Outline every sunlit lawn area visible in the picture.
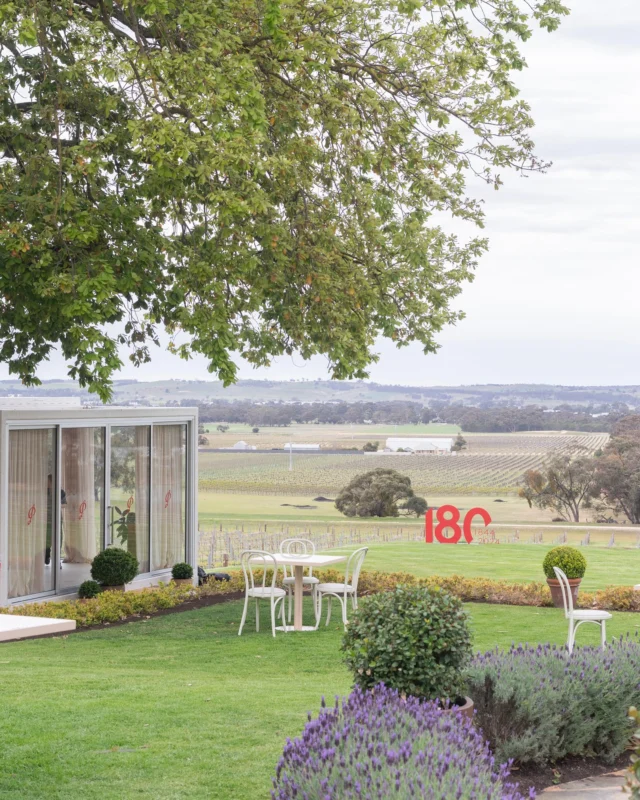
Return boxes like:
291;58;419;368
2;596;640;800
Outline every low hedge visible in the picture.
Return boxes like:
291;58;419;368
2;568;639;629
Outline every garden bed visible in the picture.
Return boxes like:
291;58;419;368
514;752;628;795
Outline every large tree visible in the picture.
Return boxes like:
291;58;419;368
335;468;424;518
519;454;599;523
592;416;640;524
0;0;567;399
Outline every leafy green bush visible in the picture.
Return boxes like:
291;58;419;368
542;546;587;579
91;547;139;586
171;562;193;580
342;585;472;701
466;640;640;765
78;580;102;599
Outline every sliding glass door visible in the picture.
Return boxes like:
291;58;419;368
58;427;105;593
151;425;187;571
7;429;56;599
108;427;150;573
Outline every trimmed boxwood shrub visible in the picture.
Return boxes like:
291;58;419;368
342;585;472;701
91;547;139;587
171;562;193;580
542;546;587;579
78;580;102;599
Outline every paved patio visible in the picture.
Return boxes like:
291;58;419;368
541;769;626;798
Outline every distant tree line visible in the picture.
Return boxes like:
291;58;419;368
194;399;626;433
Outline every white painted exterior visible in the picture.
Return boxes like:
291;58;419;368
0;406;198;606
385;437;453;453
0;397;82;409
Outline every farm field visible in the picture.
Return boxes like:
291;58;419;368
2;597;640;800
198;431;609;497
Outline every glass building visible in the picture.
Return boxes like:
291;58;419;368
0;405;197;605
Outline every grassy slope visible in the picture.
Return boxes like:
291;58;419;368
2;598;640;800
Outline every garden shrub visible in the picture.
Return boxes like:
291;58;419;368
342;585;472;701
91;547;139;586
271;684;528;800
171;562;193;580
466;638;640;765
542;546;587;579
626;707;640;798
78;580;101;599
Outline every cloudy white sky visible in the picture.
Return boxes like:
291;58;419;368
3;0;639;387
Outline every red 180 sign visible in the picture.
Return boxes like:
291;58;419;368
425;505;492;544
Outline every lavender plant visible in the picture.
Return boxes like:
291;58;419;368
466;637;640;765
271;684;530;800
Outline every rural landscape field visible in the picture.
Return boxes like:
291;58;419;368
196;425;621;547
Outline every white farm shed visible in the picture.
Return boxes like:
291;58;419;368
386;437;453;453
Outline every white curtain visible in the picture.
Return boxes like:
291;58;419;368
62;428;98;564
151;425;185;570
8;429;52;598
133;427;150;571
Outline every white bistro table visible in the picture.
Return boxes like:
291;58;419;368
270;553;346;632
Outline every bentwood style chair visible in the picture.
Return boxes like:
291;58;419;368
554;567;611;654
315;547;368;630
238;550;287;638
280;538;319;623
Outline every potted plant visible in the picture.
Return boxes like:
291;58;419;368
91;547;139;591
171;562;194;586
78;580;102;601
543;546;587;608
341;585;474;717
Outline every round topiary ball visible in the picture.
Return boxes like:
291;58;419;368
542;546;587;579
78;579;102;599
341;585;472;702
171;562;193;580
91;547;139;587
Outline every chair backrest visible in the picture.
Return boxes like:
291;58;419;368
553;566;573;616
345;547;368;592
280;538;316;578
240;550;279;594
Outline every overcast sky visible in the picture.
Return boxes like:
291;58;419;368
3;0;639;387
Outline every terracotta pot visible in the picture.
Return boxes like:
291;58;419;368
547;577;581;608
172;578;193;587
441;696;474;720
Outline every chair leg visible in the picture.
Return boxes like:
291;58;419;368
238;593;249;636
281;597;287;631
314;593;322;629
326;596;332;626
601;620;606;650
255;599;260;633
567;620;574;655
340;595;348;628
270;598;276;638
287;586;293;624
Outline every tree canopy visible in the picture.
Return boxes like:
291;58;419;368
519;454;599;523
0;0;567;399
335;467;426;517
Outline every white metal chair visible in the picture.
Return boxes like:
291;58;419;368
280;537;319;623
315;547;368;630
238;550;287;637
554;567;611;654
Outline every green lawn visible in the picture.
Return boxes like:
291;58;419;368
2;597;640;800
327;541;640;591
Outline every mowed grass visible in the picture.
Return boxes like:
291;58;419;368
327;542;640;591
2;597;640;800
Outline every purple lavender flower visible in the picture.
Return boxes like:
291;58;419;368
271;684;529;799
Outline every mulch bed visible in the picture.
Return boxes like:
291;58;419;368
510;751;629;795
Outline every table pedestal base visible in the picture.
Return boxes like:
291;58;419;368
275;625;317;633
